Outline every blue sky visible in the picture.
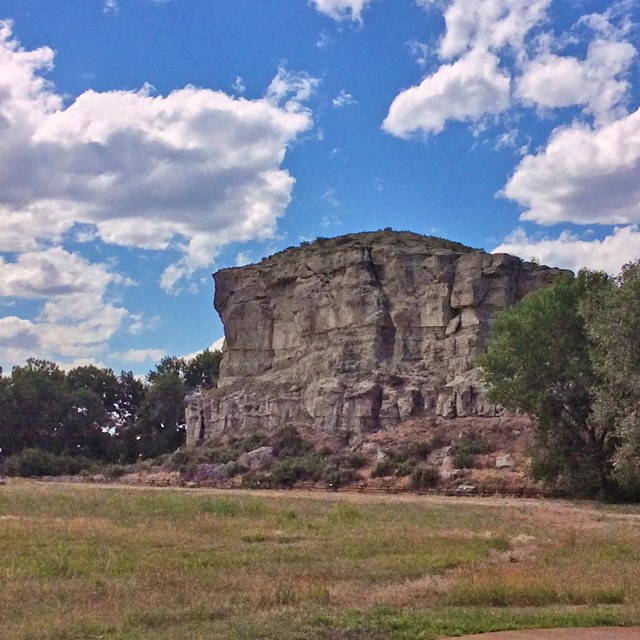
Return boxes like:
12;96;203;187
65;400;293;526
0;0;639;375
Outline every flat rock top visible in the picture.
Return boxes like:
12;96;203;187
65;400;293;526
442;628;640;639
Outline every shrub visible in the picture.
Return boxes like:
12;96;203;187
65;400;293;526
104;464;128;479
453;433;493;469
3;449;94;477
241;471;272;489
321;464;354;490
271;455;322;487
372;459;395;478
343;452;368;470
272;426;313;458
395;461;415;477
410;465;440;490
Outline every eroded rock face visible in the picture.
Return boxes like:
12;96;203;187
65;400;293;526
186;231;566;445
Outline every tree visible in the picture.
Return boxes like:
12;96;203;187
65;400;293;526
580;262;640;497
480;273;615;497
0;372;18;457
183;349;222;390
134;371;187;459
146;356;185;384
9;359;70;454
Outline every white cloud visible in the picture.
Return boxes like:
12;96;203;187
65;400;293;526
386;0;550;137
113;348;166;363
211;336;225;352
435;0;550;59
517;39;636;124
383;49;510;137
182;337;225;362
0;247;127;300
232;76;246;95
0;248;129;365
407;40;433;68
103;0;118;13
0;24;315;294
494;226;640;275
310;0;373;22
503;108;640;225
235;251;253;267
332;90;358;108
321;187;340;207
317;31;332;48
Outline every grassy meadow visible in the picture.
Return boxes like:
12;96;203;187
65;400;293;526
1;481;640;639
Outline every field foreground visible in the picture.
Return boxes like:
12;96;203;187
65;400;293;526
1;482;640;640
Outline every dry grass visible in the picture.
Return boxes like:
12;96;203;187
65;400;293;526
0;481;639;639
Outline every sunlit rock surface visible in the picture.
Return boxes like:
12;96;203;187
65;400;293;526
186;231;566;445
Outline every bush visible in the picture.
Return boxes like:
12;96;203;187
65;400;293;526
453;433;493;469
3;449;94;477
272;426;313;458
104;464;128;479
395;461;415;477
271;455;322;487
241;471;272;489
372;459;395;478
410;465;440;490
343;452;368;470
321;464;355;490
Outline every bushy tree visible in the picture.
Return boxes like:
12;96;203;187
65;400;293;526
183;349;222;390
480;274;613;497
9;359;70;454
581;263;640;497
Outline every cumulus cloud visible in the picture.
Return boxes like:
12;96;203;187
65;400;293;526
494;226;640;275
503;108;640;225
385;0;549;137
517;39;636;124
0;23;315;294
112;349;166;364
310;0;373;22
435;0;551;59
0;247;128;300
0;247;129;365
383;49;510;137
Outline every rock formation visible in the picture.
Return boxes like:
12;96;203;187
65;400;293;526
186;231;566;446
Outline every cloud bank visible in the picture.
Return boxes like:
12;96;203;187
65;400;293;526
0;21;315;366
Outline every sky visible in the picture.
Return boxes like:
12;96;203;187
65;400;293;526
0;0;639;376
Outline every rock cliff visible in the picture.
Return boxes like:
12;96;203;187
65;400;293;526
186;231;566;446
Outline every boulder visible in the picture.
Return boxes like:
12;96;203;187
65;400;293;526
238;446;275;471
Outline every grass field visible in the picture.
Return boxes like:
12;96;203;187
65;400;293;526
1;481;640;639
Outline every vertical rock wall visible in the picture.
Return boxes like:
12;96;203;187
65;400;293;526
186;231;566;445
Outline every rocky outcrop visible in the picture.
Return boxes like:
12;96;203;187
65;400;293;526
186;231;567;446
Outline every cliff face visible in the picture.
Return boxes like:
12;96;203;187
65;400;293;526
186;231;566;445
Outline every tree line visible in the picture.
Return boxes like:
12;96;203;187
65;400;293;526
481;262;640;500
0;350;221;466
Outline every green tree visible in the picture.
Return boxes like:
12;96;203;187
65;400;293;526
134;371;187;459
0;371;18;457
9;359;69;454
183;349;222;390
146;356;185;383
580;262;640;497
480;273;614;497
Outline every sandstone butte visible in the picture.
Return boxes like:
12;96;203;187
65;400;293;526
185;230;567;447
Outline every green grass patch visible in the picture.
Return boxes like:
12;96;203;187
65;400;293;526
0;481;639;639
